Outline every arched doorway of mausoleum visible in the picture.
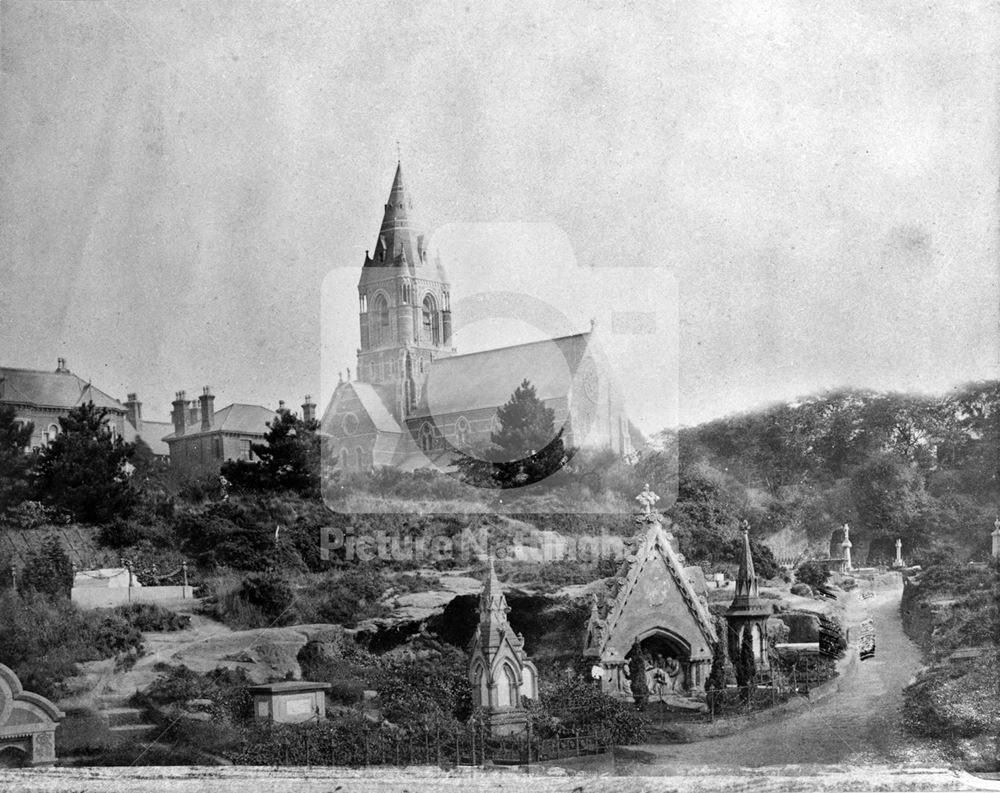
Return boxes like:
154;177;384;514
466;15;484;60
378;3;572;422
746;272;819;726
625;628;695;698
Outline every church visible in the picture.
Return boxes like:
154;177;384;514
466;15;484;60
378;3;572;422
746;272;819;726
321;161;636;473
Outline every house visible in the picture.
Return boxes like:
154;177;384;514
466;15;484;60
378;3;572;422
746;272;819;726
0;359;167;457
161;387;295;474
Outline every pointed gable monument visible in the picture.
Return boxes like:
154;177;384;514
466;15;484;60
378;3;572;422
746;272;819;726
584;486;717;698
467;559;539;735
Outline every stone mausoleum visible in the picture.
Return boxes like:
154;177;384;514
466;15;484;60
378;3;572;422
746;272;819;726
583;487;718;699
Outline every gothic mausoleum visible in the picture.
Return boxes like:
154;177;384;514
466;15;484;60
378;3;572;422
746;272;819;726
0;663;63;767
467;559;539;736
583;492;717;699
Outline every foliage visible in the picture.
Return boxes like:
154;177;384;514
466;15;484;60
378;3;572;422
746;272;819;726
794;560;831;589
0;500;69;530
705;638;729;695
455;380;574;489
221;408;320;497
113;602;190;632
136;664;254;724
370;644;472;726
0;590;143;697
734;626;757;699
626;639;649;710
298;567;390;627
18;535;74;598
31;402;137;523
530;673;648;744
0;404;33;512
902;649;1000;739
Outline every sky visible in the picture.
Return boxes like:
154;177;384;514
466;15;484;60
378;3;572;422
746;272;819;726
1;1;997;433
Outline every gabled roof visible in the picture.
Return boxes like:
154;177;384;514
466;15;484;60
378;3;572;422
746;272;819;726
0;367;124;412
351;382;402;433
411;331;592;419
585;516;717;661
162;404;277;441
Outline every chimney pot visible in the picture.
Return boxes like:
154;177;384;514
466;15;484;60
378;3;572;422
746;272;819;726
199;387;215;432
56;357;67;373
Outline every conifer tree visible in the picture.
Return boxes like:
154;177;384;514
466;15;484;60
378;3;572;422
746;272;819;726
32;402;136;523
0;404;33;512
735;626;757;702
455;379;573;488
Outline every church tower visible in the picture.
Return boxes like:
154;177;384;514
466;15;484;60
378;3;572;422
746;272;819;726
725;522;771;674
467;559;538;736
356;161;453;422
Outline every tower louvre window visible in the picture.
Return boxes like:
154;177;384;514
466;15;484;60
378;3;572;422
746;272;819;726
422;294;440;344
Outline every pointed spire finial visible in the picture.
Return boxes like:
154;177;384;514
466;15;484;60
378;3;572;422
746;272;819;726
396;139;401;163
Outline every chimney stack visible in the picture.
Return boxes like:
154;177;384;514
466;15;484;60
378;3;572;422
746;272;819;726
171;391;187;437
55;358;68;373
199;386;215;432
278;400;286;413
302;396;316;424
124;393;142;432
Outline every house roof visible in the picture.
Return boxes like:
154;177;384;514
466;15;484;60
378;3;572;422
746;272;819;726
0;367;124;412
124;420;172;457
162;403;277;441
411;331;592;419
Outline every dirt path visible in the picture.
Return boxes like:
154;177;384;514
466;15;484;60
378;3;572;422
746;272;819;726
617;578;946;769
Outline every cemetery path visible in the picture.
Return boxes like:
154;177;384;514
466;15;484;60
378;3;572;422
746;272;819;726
622;578;948;769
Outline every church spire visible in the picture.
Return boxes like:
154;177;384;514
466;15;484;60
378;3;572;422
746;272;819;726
478;556;511;649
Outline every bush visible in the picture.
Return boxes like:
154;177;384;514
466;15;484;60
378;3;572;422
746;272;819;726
0;590;144;698
530;673;647;744
18;536;74;599
112;602;190;632
98;517;146;549
794;561;830;589
136;665;254;724
903;650;1000;739
1;500;68;530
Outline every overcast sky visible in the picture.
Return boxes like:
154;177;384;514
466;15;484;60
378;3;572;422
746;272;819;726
1;1;996;432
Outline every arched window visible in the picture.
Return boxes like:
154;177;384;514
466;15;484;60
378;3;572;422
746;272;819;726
472;662;488;708
44;423;59;445
340;447;348;471
502;664;519;708
419;422;434;452
455;416;471;448
355;446;365;470
422;294;439;344
372;293;389;345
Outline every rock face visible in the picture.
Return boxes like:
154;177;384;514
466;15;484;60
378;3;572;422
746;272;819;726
169;625;348;683
777;611;821;643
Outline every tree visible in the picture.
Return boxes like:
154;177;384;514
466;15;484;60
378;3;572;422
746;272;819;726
32;402;136;523
0;404;33;513
18;536;74;598
734;626;757;702
794;560;831;589
850;452;927;542
221;408;320;497
627;639;649;712
455;380;573;489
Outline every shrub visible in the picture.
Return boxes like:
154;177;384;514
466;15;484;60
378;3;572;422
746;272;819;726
113;603;190;632
137;665;254;724
98;517;146;549
794;561;831;589
903;650;1000;739
530;673;647;744
18;536;74;599
0;590;144;698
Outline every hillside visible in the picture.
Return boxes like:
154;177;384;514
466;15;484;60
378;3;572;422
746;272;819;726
666;381;998;563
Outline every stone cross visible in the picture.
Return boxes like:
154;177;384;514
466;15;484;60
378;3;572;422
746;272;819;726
636;483;659;516
894;538;903;567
